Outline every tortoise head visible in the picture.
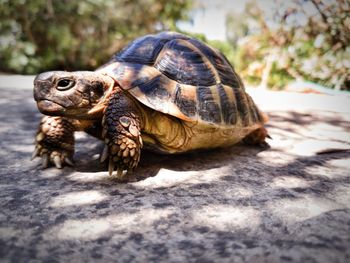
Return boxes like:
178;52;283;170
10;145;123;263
34;71;114;118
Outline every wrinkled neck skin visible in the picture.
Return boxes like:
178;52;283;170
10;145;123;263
67;74;116;134
86;75;116;119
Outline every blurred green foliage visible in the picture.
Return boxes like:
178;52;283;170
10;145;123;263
225;0;350;90
1;0;348;91
0;0;192;74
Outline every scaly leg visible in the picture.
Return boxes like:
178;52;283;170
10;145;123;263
101;88;143;178
32;116;75;168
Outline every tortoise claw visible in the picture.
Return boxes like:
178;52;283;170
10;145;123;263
108;157;115;176
31;147;40;160
53;155;62;169
32;141;74;169
42;153;49;169
117;167;123;178
100;144;109;163
64;157;75;166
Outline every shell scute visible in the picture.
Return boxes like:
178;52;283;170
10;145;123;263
217;84;237;125
138;75;171;104
197;86;222;123
174;84;197;118
154;39;217;86
188;38;240;88
233;89;250;126
115;36;167;65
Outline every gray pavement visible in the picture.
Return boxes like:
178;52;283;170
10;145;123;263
0;75;349;262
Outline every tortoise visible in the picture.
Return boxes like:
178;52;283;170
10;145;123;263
32;31;269;178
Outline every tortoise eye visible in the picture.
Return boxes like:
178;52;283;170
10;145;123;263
57;78;75;91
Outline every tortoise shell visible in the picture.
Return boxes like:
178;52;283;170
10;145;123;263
97;31;263;126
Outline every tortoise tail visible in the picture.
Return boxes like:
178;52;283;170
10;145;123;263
259;111;269;124
243;126;270;147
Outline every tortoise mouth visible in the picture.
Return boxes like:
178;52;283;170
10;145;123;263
36;99;66;115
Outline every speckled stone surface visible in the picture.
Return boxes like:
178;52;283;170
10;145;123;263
0;77;349;262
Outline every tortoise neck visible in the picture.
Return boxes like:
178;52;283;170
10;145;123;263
87;77;117;117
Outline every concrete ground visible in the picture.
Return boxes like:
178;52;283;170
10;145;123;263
0;75;349;262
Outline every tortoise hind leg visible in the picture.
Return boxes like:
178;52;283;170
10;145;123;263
243;126;270;147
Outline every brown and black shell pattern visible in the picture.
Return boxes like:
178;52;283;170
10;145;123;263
97;31;264;127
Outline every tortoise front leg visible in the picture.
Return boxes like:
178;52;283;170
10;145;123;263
101;88;143;178
32;116;75;168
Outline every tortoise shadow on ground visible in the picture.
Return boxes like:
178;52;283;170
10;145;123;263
136;144;269;181
72;135;270;182
265;111;350;142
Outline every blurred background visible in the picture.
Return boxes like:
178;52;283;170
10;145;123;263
0;0;349;90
